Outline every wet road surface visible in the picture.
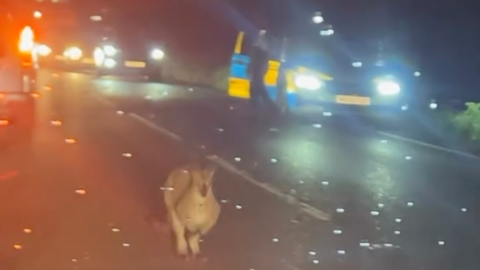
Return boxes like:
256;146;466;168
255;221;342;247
1;70;479;270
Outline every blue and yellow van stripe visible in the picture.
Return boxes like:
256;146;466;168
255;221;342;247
228;31;282;99
228;31;333;109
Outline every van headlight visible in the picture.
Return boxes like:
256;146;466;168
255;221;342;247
36;44;52;56
103;45;117;56
94;47;105;66
375;79;401;95
64;47;82;60
151;48;164;60
104;58;116;68
294;74;323;90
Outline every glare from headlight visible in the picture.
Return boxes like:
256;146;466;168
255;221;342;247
36;44;51;56
320;29;334;36
104;58;116;68
294;74;322;90
64;47;82;60
376;80;400;95
94;48;105;66
151;48;164;60
103;45;117;56
90;15;102;21
33;11;42;19
312;12;324;24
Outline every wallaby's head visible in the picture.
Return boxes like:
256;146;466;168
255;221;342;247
191;163;217;198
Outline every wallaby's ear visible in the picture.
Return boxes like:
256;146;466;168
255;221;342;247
203;163;217;180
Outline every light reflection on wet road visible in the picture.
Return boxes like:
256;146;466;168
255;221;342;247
1;70;479;270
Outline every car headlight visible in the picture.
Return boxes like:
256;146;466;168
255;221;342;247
294;74;322;90
375;79;401;95
36;44;51;56
104;58;116;68
151;48;164;60
103;45;117;56
64;47;82;60
94;47;105;66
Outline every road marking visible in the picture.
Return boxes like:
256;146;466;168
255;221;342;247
90;89;182;142
91;93;115;107
129;114;331;221
129;113;183;142
378;131;479;159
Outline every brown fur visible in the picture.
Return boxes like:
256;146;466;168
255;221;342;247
163;163;220;257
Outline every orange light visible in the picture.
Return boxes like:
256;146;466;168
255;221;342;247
0;120;9;126
75;189;86;195
19;26;35;53
0;93;4;99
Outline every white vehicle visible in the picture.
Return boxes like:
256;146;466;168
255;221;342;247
0;46;29;94
0;15;37;127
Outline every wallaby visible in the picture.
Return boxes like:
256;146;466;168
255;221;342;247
163;162;220;259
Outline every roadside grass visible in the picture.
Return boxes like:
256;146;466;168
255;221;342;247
451;102;480;149
421;101;480;154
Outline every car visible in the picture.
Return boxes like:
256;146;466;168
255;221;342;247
93;36;166;81
34;26;98;71
38;41;96;71
285;61;417;116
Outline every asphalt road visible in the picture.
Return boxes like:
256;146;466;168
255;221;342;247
1;70;479;270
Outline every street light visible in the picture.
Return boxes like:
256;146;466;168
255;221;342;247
90;15;102;21
352;61;362;68
33;11;42;19
312;12;324;24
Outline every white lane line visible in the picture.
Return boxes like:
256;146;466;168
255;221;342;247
377;131;479;159
90;91;182;142
208;155;330;220
91;93;115;108
129;113;183;142
128;114;331;221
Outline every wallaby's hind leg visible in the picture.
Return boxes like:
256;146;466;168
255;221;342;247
170;212;188;256
188;232;201;257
